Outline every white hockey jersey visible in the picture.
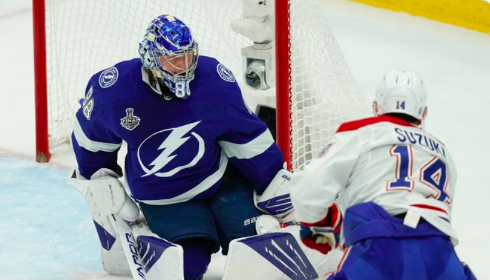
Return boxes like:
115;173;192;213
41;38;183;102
290;115;458;243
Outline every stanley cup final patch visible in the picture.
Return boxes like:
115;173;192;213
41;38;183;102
99;67;119;88
121;108;141;131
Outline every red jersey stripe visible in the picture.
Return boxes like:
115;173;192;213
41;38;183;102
336;115;415;133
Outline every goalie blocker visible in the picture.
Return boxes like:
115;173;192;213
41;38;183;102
254;169;295;219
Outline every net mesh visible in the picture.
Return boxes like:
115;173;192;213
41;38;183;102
45;0;249;147
289;0;371;170
44;0;370;170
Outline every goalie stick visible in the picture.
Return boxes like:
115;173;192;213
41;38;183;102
114;215;147;280
113;201;185;280
68;169;183;279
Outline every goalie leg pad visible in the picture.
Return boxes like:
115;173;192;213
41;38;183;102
101;225;131;276
67;168;139;246
125;218;186;280
223;231;318;280
223;226;343;280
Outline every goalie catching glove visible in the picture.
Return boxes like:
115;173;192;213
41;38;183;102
299;202;343;254
254;169;294;219
67;168;140;249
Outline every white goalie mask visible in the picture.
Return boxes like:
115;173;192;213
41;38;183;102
373;70;428;123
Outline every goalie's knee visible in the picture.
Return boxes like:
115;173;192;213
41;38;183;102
177;238;213;280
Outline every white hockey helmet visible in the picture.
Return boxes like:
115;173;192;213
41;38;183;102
373;70;428;122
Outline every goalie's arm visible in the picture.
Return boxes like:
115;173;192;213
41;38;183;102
72;81;123;178
217;86;283;195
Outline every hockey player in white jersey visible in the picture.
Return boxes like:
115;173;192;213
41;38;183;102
290;70;477;279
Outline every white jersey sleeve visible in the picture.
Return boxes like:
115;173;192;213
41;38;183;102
290;116;458;242
290;128;362;225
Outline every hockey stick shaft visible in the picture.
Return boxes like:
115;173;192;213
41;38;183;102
114;215;147;280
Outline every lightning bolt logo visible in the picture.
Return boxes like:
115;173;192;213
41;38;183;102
137;121;204;178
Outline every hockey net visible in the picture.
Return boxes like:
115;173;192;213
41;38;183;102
37;0;370;170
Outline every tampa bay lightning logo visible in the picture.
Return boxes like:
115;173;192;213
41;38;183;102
217;64;235;82
99;67;119;88
137;121;204;177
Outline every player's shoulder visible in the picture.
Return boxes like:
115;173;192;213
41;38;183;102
336;115;416;133
196;56;238;85
81;58;142;121
193;56;242;100
88;58;142;98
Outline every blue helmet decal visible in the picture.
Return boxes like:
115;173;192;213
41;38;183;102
148;16;194;53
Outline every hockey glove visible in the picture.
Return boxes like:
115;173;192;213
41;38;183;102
255;169;294;219
299;202;342;254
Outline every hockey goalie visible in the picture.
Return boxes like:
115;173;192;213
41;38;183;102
66;8;340;280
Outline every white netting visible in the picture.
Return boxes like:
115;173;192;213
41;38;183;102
44;0;370;170
45;0;249;148
289;0;371;170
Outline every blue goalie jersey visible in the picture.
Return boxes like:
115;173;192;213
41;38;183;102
72;56;283;205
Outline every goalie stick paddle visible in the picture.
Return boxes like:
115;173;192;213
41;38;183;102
115;215;147;280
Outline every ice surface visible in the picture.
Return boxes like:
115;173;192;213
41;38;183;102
0;0;489;278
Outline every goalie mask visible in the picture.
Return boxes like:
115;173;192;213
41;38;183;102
139;15;199;99
373;70;428;123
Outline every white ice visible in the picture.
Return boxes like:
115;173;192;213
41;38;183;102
0;0;489;279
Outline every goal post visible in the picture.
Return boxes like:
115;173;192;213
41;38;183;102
32;0;370;170
32;0;51;163
282;0;372;171
275;0;293;171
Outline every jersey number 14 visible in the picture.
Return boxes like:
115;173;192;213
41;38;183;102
387;145;451;203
